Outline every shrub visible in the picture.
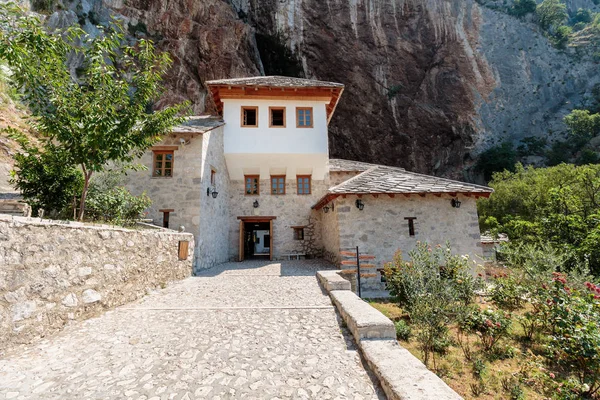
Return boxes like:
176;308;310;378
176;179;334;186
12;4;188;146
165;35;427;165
86;186;151;226
490;272;528;311
384;242;480;367
511;0;537;17
394;320;412;341
460;308;512;353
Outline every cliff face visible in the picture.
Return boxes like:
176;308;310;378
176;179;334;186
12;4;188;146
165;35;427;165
42;0;600;179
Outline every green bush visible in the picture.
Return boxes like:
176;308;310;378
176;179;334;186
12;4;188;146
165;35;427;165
511;0;537;17
394;320;412;341
476;142;517;181
490;272;527;311
460;308;512;353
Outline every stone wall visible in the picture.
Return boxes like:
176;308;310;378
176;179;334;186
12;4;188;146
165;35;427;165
335;194;483;266
196;127;231;271
321;203;341;264
123;131;205;235
0;215;194;353
228;179;327;260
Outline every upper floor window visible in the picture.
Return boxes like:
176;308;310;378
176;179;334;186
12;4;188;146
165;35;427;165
297;175;311;195
245;175;260;195
271;175;286;195
153;151;174;177
241;106;258;127
296;107;313;128
269;107;286;128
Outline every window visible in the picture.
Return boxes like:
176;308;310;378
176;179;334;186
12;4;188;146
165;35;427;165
293;227;305;240
296;107;313;128
269;107;286;127
297;175;311;195
210;169;216;185
241;106;258;127
271;175;286;195
405;217;417;237
160;209;174;228
153;151;174;177
244;175;260;195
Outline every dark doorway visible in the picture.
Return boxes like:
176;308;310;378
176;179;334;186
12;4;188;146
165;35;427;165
244;221;271;259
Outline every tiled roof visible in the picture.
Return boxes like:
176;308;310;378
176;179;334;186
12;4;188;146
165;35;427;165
171;116;225;134
205;76;344;89
328;165;493;195
328;159;386;172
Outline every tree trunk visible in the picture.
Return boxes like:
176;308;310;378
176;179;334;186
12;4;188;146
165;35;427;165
77;166;93;221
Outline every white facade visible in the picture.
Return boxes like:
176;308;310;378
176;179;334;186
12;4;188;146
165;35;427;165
222;99;330;180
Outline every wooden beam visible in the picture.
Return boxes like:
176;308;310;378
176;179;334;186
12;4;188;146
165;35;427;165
387;194;395;198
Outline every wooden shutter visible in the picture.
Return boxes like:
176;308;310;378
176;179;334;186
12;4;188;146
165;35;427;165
238;220;245;262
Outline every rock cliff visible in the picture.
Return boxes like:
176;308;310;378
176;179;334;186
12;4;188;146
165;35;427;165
32;0;600;179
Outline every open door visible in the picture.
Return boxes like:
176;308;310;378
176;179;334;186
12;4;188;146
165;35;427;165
269;219;274;261
238;220;245;262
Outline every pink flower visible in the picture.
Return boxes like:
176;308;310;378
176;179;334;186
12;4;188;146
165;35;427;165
485;319;493;327
495;322;501;328
549;373;555;379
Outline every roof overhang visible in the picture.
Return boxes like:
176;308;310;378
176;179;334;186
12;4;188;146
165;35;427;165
312;191;491;210
207;84;344;125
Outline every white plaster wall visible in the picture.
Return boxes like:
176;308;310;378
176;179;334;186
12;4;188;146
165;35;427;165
222;99;329;180
334;194;484;267
227;178;327;260
196;126;231;271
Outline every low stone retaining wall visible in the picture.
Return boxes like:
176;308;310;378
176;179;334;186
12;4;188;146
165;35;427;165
0;215;194;354
317;270;462;400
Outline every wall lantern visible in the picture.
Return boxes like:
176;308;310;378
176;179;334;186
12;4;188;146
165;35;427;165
451;198;462;208
355;199;365;211
206;187;219;198
253;200;260;208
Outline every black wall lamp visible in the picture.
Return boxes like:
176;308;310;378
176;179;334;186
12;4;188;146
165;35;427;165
451;198;462;208
355;199;365;210
207;187;218;198
253;200;260;208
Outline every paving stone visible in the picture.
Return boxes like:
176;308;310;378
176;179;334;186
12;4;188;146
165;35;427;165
0;260;384;399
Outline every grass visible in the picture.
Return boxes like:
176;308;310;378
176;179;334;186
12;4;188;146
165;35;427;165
368;299;547;400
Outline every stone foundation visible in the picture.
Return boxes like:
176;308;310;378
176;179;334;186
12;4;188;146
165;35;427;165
0;215;194;354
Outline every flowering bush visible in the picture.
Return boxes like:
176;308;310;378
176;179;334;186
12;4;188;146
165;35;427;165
460;308;512;353
490;272;528;311
543;273;600;397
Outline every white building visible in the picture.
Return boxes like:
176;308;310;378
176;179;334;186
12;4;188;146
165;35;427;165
123;76;493;287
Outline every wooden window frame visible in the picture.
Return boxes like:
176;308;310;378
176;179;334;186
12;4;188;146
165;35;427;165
297;175;312;195
269;106;286;128
244;175;260;196
293;227;305;241
296;107;314;128
152;150;174;178
241;106;259;127
270;175;286;195
405;217;417;237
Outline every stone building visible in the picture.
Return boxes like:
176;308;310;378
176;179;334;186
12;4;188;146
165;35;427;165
123;76;493;274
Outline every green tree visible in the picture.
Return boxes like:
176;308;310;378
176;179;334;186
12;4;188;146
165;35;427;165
511;0;537;17
0;4;187;220
564;109;600;139
8;129;83;217
476;142;517;181
552;25;573;48
536;0;568;30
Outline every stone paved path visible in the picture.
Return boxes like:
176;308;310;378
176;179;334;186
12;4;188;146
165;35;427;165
0;260;384;399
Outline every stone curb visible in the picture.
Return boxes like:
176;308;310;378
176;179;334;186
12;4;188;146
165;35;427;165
316;270;351;291
316;270;463;400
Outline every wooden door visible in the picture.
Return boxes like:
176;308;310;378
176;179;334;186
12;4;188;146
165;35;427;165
238;220;245;262
269;220;274;261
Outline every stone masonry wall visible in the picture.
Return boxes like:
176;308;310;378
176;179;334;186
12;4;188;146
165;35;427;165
123;132;204;238
0;215;194;353
335;194;483;266
321;203;341;265
195;127;231;271
228;179;327;260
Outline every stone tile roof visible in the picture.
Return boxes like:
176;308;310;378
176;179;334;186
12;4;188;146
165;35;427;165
171;116;225;134
205;76;344;89
328;165;493;196
328;159;386;172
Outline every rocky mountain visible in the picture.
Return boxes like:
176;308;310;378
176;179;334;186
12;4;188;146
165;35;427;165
25;0;600;180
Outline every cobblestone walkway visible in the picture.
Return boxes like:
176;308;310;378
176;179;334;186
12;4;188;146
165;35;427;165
0;260;384;399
